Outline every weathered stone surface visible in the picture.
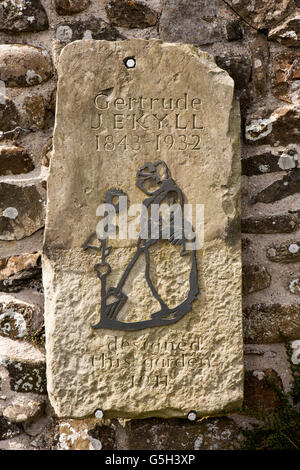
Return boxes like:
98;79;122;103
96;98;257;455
269;12;300;46
106;0;158;28
250;35;269;96
0;253;42;293
253;169;300;204
1;358;46;394
215;55;251;92
56;19;119;42
0;45;52;87
225;0;294;30
125;417;242;450
243;303;300;343
3;398;44;424
0;0;49;33
245;107;300;145
244;369;283;413
242;150;298;175
267;240;300;262
226;20;243;42
0;183;45;241
0;146;34;176
160;0;224;45
0;296;43;340
0;99;20;133
0;416;20;440
272;52;300;103
242;213;300;234
54;0;90;15
44;40;243;418
242;265;271;295
23;95;47;130
57;419;116;450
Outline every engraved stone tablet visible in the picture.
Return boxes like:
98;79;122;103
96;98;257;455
44;39;243;418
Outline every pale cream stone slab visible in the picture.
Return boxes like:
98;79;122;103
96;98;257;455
43;39;243;418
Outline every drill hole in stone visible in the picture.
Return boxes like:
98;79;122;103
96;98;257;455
125;57;136;69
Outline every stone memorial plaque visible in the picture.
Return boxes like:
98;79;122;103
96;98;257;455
44;39;243;418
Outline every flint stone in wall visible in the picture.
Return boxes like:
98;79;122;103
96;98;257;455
23;95;47;130
250;35;269;96
253;169;300;204
269;12;300;46
106;0;158;28
0;416;21;440
41;139;53;167
56;18;119;42
0;183;45;241
54;0;90;16
0;296;43;340
0;99;20;134
225;0;295;30
3;397;44;424
267;240;300;262
226;20;244;42
1;358;46;394
243;303;300;343
0;252;42;293
242;264;271;295
0;0;49;33
124;417;242;450
57;419;116;450
0;146;34;176
244;369;283;413
215;55;252;92
0;45;52;87
272;52;300;104
242;213;300;234
242;150;298;175
160;0;224;45
245;107;300;145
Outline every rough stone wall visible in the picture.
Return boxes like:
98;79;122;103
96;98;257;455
0;0;299;450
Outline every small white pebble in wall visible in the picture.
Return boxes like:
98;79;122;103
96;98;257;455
278;153;297;170
289;278;300;294
26;70;42;85
88;435;102;450
3;207;18;219
83;30;93;40
245;117;274;141
0;80;6;105
253;370;265;381
291;340;300;364
187;410;197;421
289;243;299;254
56;25;73;43
94;409;104;419
258;164;269;173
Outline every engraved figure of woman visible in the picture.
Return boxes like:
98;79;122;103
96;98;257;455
84;161;198;330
